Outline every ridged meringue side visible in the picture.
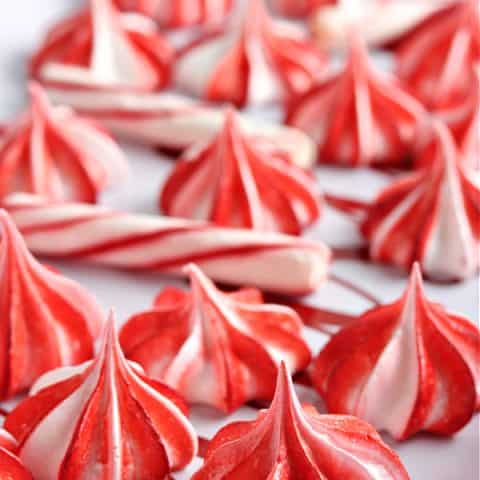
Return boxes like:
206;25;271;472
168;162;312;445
396;0;479;108
120;264;311;413
176;0;327;107
287;34;424;167
193;362;410;479
161;109;321;235
0;83;128;203
312;264;479;440
362;121;479;281
0;210;103;399
0;429;33;479
4;314;198;480
115;0;234;27
31;0;174;93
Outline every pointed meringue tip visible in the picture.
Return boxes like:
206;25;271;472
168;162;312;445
28;82;51;114
186;264;213;295
0;208;9;222
0;209;14;233
224;106;239;124
347;26;368;57
275;361;292;395
278;361;289;378
28;81;43;98
222;106;242;134
106;308;117;329
184;262;202;278
408;262;425;293
434;121;459;166
100;309;118;350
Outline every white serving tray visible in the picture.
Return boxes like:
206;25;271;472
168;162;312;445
0;2;478;478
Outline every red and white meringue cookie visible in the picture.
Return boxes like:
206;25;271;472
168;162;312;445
0;429;33;479
115;0;234;28
120;264;311;413
310;0;452;50
396;0;480;108
0;83;127;203
161;109;321;235
312;264;480;440
31;0;174;104
3;193;331;294
193;362;410;479
0;209;102;400
175;0;327;107
287;34;425;167
4;314;198;480
362;121;479;281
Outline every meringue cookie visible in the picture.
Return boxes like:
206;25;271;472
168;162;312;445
193;362;410;479
0;429;33;479
176;0;327;107
362;121;479;281
115;0;234;27
161;109;321;234
287;34;425;167
0;83;128;203
312;263;479;440
31;0;174;98
120;264;311;413
0;209;103;399
4;313;198;480
396;0;479;108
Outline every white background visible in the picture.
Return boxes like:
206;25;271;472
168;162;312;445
0;1;478;478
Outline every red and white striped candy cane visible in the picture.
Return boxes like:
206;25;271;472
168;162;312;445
2;194;331;294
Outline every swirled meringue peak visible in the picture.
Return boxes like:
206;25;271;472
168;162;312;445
31;0;174;95
193;362;410;479
0;209;103;400
175;0;327;107
396;0;479;108
312;264;480;440
115;0;234;28
362;121;479;281
4;313;198;480
0;429;33;479
287;34;425;167
120;264;311;413
160;109;321;235
0;83;128;203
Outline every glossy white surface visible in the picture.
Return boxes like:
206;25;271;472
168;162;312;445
0;1;478;479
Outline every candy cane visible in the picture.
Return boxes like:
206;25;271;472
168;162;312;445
2;194;331;294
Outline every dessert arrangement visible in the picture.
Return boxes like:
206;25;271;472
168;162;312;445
0;0;478;478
